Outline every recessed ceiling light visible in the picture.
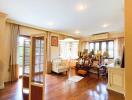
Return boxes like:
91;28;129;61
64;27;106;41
47;22;54;26
101;24;110;28
76;3;87;11
75;30;80;34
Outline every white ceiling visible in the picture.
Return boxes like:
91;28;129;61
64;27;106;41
0;0;124;37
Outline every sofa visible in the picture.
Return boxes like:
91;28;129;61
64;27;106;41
52;58;69;74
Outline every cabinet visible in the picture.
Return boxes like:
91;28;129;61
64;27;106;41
108;67;125;94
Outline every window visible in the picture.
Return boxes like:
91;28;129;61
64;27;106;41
89;43;94;52
95;42;99;54
35;39;44;73
71;42;79;59
108;41;114;58
101;42;106;55
17;36;30;76
88;40;114;58
59;41;79;59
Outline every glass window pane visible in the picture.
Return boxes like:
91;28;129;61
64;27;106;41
18;37;24;46
36;40;40;48
36;48;40;55
25;41;30;47
71;42;78;59
35;65;40;73
101;42;106;55
41;40;44;48
89;43;94;52
41;48;44;55
24;65;30;74
25;48;30;56
40;56;44;64
59;41;79;59
18;47;23;57
35;56;40;64
40;64;43;72
108;41;114;58
95;42;99;54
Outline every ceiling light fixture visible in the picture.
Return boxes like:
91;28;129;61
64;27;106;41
101;24;110;28
75;30;80;34
47;22;54;26
76;3;87;11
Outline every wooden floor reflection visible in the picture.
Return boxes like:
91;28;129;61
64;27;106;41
45;72;124;100
0;69;124;100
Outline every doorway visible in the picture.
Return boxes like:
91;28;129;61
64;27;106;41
17;36;30;77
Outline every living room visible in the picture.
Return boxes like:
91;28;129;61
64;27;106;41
1;0;132;100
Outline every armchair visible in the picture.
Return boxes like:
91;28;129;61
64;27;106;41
89;60;107;78
52;58;68;74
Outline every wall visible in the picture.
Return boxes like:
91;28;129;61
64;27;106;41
50;33;61;60
125;0;132;99
0;13;10;82
49;32;75;61
20;26;46;36
2;18;79;80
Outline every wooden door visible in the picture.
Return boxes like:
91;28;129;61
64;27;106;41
29;35;46;100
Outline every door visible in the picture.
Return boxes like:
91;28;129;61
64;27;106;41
29;35;46;100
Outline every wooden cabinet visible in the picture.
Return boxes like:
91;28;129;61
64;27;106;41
108;67;125;94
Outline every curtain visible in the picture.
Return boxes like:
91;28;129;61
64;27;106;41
9;24;20;82
118;38;124;59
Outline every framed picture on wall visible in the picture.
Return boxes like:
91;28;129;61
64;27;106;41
51;36;58;46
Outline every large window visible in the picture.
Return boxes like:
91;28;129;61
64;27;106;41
59;40;79;59
17;36;30;76
95;42;99;54
108;41;114;58
101;42;107;55
89;40;114;58
89;43;94;52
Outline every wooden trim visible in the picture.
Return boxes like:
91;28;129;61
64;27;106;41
30;33;47;37
19;34;30;38
29;36;33;100
29;35;46;100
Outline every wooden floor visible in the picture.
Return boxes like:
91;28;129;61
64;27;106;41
0;69;124;100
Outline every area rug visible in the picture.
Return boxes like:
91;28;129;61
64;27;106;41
68;75;84;82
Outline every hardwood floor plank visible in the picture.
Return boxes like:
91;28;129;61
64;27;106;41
0;69;124;100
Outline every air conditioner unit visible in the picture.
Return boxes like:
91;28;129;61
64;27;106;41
0;81;4;89
90;33;109;40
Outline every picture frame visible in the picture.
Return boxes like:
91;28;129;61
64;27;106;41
51;36;58;46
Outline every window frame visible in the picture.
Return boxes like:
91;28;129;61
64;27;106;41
59;41;79;59
89;40;114;59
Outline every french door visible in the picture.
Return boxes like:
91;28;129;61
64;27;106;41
29;35;46;100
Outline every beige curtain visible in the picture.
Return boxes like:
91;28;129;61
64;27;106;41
9;24;19;82
118;38;124;59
